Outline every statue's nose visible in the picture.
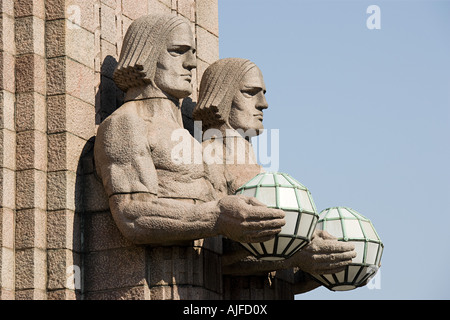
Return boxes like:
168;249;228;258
184;51;197;70
257;93;268;110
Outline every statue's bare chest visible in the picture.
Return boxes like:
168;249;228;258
146;120;215;201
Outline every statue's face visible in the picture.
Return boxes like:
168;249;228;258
229;66;268;136
154;22;196;99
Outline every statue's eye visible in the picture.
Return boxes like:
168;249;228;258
168;45;192;56
241;88;260;97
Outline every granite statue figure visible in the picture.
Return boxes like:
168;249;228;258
193;58;357;293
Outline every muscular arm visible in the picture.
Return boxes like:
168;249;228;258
109;192;285;245
109;193;221;244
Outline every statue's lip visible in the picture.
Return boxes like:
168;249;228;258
181;74;192;82
254;113;264;120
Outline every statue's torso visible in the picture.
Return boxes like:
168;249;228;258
106;99;216;203
147;116;215;203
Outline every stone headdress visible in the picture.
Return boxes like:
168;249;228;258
113;14;189;92
193;58;256;131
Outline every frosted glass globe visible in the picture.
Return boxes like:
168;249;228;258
311;207;384;291
235;172;319;261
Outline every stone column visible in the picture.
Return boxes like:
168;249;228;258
0;0;15;300
45;0;97;300
14;0;47;300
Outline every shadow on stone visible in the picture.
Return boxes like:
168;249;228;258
95;55;125;125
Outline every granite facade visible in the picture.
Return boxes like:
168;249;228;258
0;0;296;300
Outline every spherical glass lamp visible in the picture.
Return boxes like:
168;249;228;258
235;172;319;261
311;206;384;291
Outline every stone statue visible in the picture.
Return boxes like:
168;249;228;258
193;58;357;294
94;14;285;248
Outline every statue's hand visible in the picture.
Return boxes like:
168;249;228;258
216;195;285;243
288;229;356;275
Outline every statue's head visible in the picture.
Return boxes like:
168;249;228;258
114;14;196;100
193;58;268;137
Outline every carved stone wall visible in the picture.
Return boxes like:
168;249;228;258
0;0;219;300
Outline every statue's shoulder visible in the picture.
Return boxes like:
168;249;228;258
100;101;148;132
107;101;144;121
96;101;150;152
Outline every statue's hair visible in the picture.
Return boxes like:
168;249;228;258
113;14;189;92
193;58;256;131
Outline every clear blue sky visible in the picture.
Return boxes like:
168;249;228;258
218;0;450;300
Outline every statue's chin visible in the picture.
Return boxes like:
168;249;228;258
174;91;193;100
255;128;264;136
165;87;193;100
